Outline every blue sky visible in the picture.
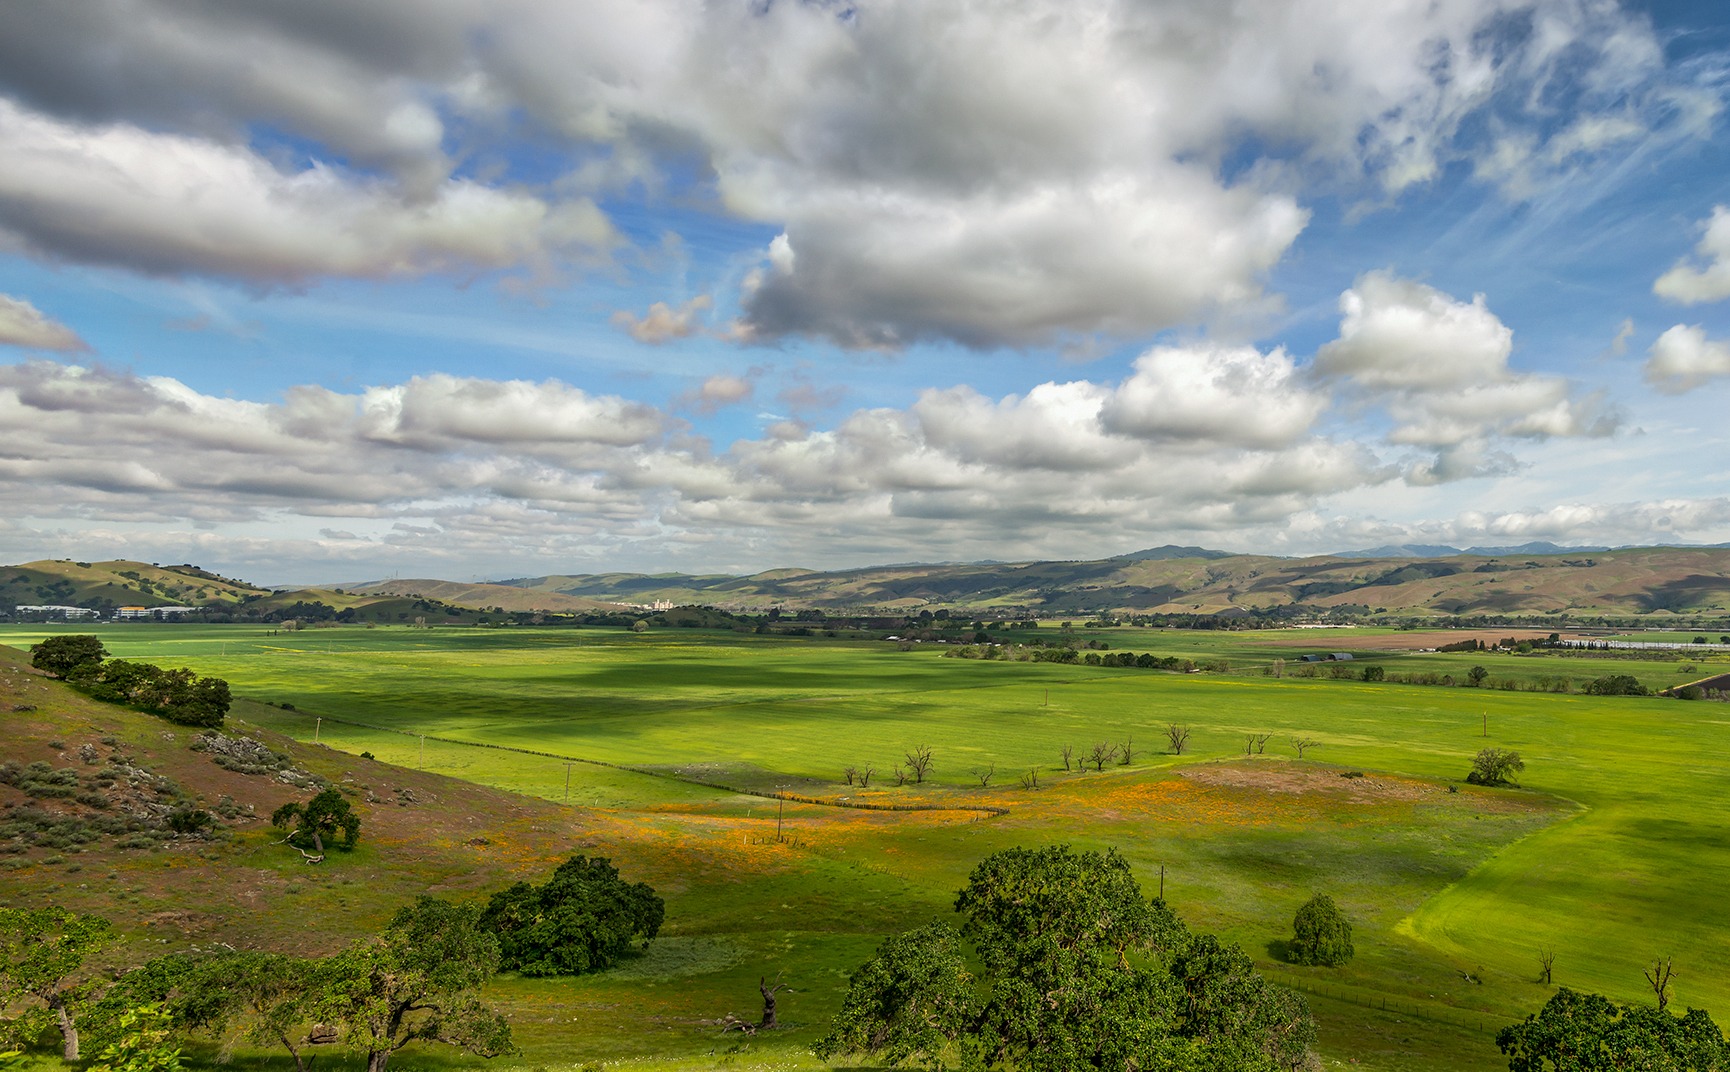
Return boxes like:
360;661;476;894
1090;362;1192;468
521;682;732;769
2;0;1729;583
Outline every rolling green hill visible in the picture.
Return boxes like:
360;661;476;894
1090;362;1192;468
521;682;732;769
1;560;269;614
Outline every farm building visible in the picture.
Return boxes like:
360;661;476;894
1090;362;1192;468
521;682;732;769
1300;652;1355;662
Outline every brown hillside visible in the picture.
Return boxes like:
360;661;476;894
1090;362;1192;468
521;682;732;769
0;644;600;955
344;578;620;614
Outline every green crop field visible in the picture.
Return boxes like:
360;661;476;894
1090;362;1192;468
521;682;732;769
4;623;1729;1072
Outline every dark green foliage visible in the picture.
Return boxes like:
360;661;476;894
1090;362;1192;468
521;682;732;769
816;845;1315;1072
1677;685;1706;701
813;922;980;1070
270;788;360;854
1497;988;1729;1071
1171;935;1317;1069
1585;674;1651;697
1467;748;1525;787
1468;665;1490;686
479;855;664;976
1361;665;1385;682
1287;894;1353;967
313;897;514;1072
165;808;212;836
29;635;107;678
71;660;230;727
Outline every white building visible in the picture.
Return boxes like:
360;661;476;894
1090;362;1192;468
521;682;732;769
14;605;99;619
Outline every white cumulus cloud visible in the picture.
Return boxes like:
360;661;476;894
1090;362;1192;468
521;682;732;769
1316;272;1616;481
1645;324;1730;393
1654;206;1730;305
0;98;614;284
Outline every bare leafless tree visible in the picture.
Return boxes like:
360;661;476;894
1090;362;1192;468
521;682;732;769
758;975;787;1029
858;764;875;788
892;765;908;787
1087;741;1117;772
972;763;996;787
1060;744;1074;771
1243;732;1273;755
1166;724;1190;755
1271;657;1285;678
1646;957;1675;1011
1538;949;1555;985
1019;767;1042;790
1118;736;1135;765
1244;734;1258;757
905;745;935;783
842;765;858;786
1290;736;1318;759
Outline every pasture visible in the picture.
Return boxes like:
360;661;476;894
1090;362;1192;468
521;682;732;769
4;623;1728;1072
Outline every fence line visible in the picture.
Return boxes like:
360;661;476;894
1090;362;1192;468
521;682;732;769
1280;977;1504;1037
271;706;1008;817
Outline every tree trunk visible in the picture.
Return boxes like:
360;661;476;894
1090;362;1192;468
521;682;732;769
276;1031;308;1072
367;1049;391;1072
759;978;781;1029
55;1000;80;1061
312;827;325;854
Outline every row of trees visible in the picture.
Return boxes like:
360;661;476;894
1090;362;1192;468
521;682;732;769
30;636;230;728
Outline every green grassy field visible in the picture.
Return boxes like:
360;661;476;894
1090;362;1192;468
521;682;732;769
5;623;1728;1072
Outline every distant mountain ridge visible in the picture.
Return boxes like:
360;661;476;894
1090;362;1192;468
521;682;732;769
9;544;1730;619
1338;541;1613;559
479;545;1730;618
1115;544;1237;561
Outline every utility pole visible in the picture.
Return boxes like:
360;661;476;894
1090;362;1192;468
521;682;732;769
419;734;425;767
1483;711;1489;738
564;761;573;804
1044;687;1049;707
314;717;321;744
1159;864;1166;900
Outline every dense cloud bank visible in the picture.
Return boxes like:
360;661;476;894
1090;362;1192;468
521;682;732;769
0;0;1705;347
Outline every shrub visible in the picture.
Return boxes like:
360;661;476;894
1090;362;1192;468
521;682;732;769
1288;893;1353;966
1466;747;1524;787
165;808;213;836
1585;674;1650;697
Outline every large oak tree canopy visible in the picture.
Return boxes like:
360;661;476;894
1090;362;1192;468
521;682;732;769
816;845;1316;1072
479;855;664;977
